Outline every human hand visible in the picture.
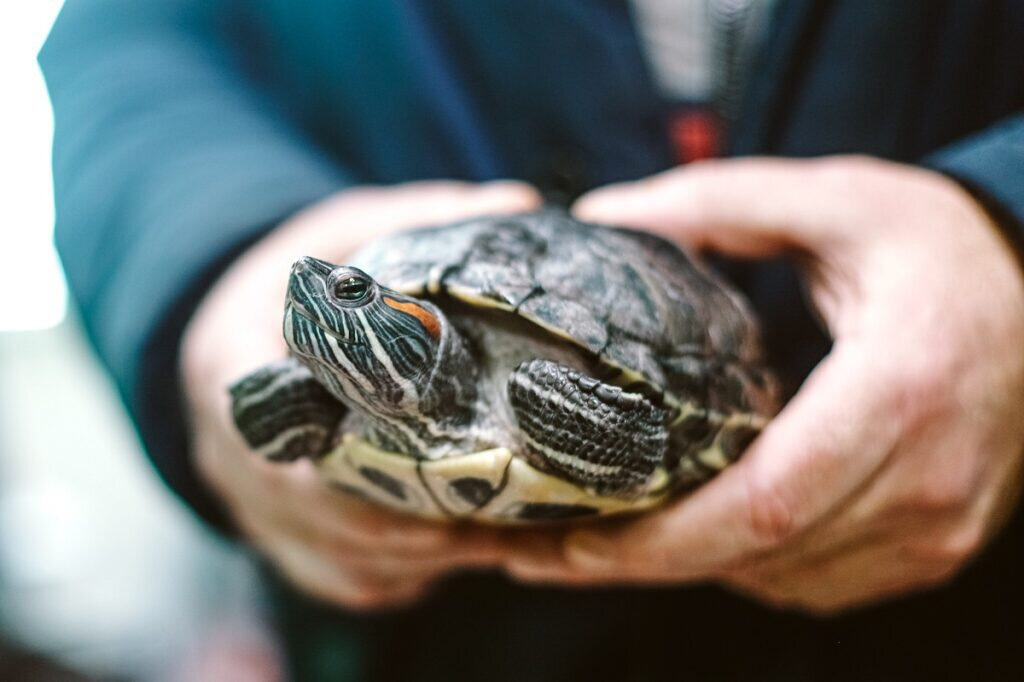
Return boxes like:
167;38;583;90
182;181;542;609
505;157;1024;613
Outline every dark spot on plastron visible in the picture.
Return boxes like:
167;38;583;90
358;466;407;500
449;477;497;508
516;503;600;521
328;482;369;499
718;423;760;461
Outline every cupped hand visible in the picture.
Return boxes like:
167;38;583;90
182;181;542;609
505;157;1024;613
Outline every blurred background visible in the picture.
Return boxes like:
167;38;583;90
0;4;278;680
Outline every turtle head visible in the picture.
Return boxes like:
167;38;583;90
285;258;425;348
284;257;477;437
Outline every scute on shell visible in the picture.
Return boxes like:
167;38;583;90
319;434;669;523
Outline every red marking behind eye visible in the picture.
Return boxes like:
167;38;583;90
382;296;441;340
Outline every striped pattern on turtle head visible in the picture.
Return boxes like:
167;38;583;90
283;257;478;456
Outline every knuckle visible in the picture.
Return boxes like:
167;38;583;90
896;471;976;516
907;524;984;568
742;470;799;547
905;362;952;406
882;357;957;430
937;524;986;565
919;476;974;513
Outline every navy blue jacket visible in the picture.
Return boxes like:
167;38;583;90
40;1;1024;679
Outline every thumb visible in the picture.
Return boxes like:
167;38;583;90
573;158;846;259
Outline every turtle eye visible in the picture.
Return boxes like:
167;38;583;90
334;276;369;302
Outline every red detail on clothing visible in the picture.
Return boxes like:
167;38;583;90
668;110;721;163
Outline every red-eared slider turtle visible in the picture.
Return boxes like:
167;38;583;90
230;210;776;523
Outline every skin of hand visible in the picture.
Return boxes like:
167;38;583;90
503;156;1024;614
181;181;542;610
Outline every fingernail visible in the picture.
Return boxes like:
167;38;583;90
479;180;543;205
572;194;614;221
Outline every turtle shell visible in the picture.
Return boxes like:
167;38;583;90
349;210;774;415
305;210;776;522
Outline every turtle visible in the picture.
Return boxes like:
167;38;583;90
229;210;777;523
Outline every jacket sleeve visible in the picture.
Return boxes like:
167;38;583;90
926;114;1024;242
39;0;351;531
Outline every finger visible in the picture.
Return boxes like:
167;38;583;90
551;343;901;578
327;525;508;568
467;179;546;212
318;179;543;241
336;548;504;576
721;538;955;615
331;546;500;579
573;157;865;257
256;477;443;552
386;179;544;222
722;508;971;593
292;465;508;560
258;517;497;609
270;460;466;550
504;484;869;586
703;479;971;613
506;547;707;586
506;561;621;586
275;541;432;610
502;530;583;583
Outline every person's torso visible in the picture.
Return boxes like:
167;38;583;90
238;0;1023;193
237;3;1024;679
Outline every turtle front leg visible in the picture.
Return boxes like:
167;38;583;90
229;357;347;461
507;359;668;496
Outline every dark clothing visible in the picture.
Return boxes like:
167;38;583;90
41;1;1024;679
